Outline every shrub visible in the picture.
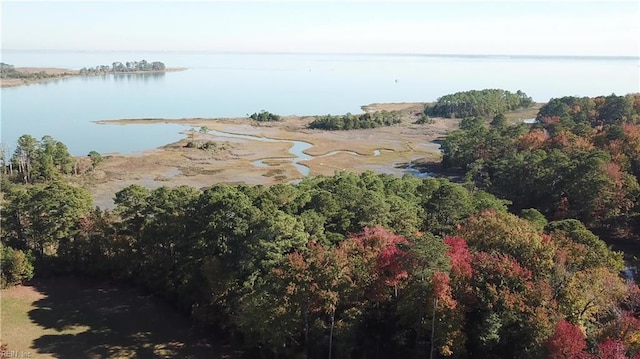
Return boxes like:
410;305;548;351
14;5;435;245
88;150;104;167
250;110;281;122
415;114;433;124
309;111;401;130
0;244;34;288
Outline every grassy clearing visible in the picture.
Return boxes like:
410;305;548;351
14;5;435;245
0;277;240;358
504;103;544;124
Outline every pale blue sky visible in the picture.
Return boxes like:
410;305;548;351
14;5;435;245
2;1;638;56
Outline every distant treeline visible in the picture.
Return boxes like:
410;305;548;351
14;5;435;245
536;94;640;127
79;60;166;75
426;89;534;118
309;110;402;130
250;110;281;122
0;63;70;80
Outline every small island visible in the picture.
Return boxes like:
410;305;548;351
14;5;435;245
0;60;183;88
79;59;168;75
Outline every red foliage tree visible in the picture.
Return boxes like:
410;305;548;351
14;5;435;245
622;124;640;146
375;232;410;289
444;236;473;280
545;320;588;359
346;226;411;298
599;310;640;357
598;339;628;359
432;270;456;309
518;128;550;150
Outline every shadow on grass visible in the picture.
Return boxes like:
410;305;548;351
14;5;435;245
28;276;241;358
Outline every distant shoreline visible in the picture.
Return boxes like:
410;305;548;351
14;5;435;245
3;49;638;61
0;67;187;88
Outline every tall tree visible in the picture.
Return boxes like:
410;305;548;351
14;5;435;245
5;181;92;256
11;134;38;183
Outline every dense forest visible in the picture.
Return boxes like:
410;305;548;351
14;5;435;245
426;89;534;118
78;59;166;75
2;91;640;358
309;111;402;130
441;93;640;233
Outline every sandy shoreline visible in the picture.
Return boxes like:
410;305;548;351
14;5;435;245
1;67;79;87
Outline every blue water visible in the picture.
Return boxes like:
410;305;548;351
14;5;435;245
2;50;638;155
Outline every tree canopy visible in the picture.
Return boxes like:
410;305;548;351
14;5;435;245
7;134;75;184
441;93;640;232
2;88;639;358
79;60;166;75
309;111;401;130
249;110;281;122
426;89;534;119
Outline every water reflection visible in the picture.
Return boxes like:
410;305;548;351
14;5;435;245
79;74;109;83
112;72;165;83
39;77;74;87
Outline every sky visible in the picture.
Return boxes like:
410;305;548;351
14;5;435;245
1;1;638;56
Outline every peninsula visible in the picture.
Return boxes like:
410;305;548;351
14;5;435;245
0;60;185;88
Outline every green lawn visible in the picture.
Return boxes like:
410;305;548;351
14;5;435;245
1;277;240;358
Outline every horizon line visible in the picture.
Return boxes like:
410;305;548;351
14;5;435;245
3;49;639;60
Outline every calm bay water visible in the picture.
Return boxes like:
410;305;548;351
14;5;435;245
1;51;638;155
